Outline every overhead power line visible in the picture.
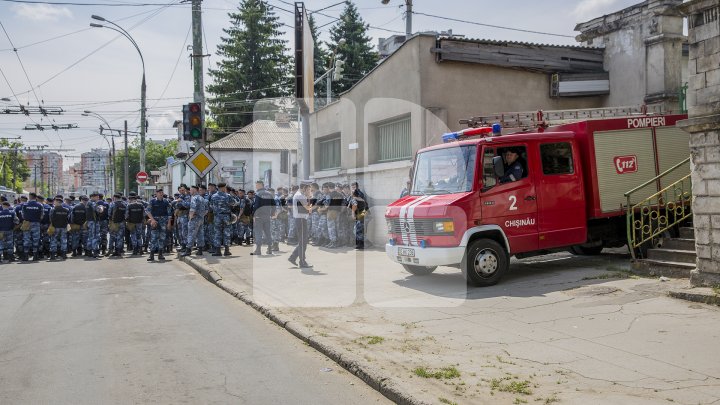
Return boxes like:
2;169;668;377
0;0;181;6
412;11;574;38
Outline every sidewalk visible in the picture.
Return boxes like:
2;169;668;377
182;244;720;405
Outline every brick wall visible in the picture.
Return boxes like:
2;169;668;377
679;0;720;286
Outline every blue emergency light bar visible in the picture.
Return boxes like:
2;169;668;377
442;126;497;143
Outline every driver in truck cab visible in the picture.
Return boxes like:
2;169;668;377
499;147;524;183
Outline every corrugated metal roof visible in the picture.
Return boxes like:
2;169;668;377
209;120;298;151
443;36;602;50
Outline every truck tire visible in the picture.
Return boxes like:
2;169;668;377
402;265;437;276
569;245;604;255
463;239;509;287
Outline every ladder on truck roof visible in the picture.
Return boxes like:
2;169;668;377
460;105;667;129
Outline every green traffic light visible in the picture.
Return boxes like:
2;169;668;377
191;128;202;139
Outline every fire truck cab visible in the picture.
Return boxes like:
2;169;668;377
385;109;688;286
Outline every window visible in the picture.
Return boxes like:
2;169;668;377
259;161;272;185
318;135;341;170
280;150;289;174
497;145;528;183
232;160;245;187
482;147;497;189
540;142;574;175
412;145;476;195
377;117;411;163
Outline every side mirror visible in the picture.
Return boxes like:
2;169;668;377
492;156;505;178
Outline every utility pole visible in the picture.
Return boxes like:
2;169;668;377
124;120;129;198
11;151;17;192
192;0;206;185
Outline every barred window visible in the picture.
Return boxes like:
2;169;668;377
377;117;411;163
318;136;341;170
232;160;245;187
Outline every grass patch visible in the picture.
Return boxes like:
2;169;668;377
354;336;385;346
438;398;457;405
365;336;384;345
496;355;516;365
491;378;533;395
712;285;720;296
514;398;528;404
582;271;635;280
414;366;461;380
539;395;560;404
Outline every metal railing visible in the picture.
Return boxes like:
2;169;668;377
625;157;692;259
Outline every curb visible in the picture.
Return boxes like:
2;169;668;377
180;255;431;405
668;290;720;306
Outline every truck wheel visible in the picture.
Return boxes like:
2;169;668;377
569;245;604;255
402;265;437;276
463;239;508;287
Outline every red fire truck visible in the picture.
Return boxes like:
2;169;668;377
385;107;689;286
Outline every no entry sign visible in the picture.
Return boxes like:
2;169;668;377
136;171;149;183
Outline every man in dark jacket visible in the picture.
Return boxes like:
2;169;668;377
251;181;273;256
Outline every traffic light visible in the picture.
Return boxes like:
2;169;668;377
183;103;203;141
188;102;203;140
333;59;344;81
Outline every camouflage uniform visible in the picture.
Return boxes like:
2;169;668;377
237;196;252;243
108;200;127;254
13;203;24;257
176;193;190;248
97;199;110;253
203;191;215;248
310;190;322;242
210;191;234;249
146;197;171;254
0;207;18;260
125;200;146;253
48;204;69;257
187;193;207;250
85;199;103;254
21;199;44;257
70;203;88;253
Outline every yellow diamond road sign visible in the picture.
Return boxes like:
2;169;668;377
186;147;217;178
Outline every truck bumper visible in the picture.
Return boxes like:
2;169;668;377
385;244;465;267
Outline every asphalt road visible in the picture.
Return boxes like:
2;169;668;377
0;255;390;405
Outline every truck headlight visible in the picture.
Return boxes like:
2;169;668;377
434;220;454;233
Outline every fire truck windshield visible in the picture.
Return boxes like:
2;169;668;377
412;145;477;195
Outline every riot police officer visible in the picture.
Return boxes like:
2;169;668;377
146;189;171;261
48;197;69;260
21;192;44;261
70;196;88;257
108;193;127;257
210;182;235;257
126;193;145;255
0;201;18;262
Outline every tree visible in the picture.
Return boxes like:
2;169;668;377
327;1;379;94
0;140;30;193
114;138;177;192
207;0;292;138
309;14;330;101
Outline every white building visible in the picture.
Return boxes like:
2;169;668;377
207;119;299;190
80;148;111;194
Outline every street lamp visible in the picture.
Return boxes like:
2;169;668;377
314;38;346;105
381;0;412;37
82;111;117;195
90;15;147;178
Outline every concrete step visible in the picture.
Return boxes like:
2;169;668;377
647;248;697;264
632;259;695;278
679;227;695;239
661;238;695;251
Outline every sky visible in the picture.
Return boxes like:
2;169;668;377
0;0;645;169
